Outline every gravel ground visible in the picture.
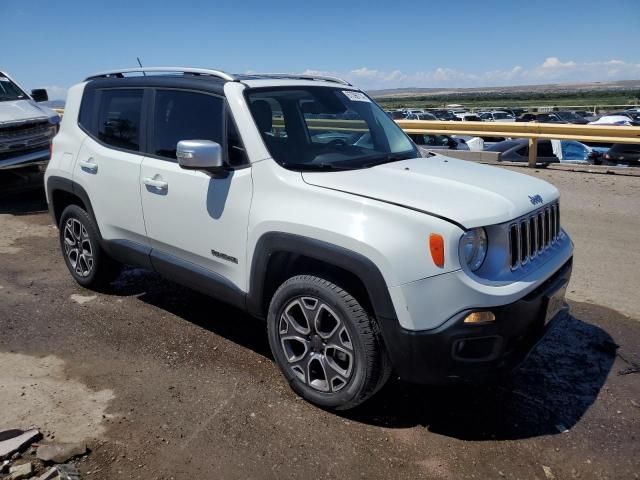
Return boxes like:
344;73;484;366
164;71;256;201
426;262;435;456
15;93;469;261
0;168;639;479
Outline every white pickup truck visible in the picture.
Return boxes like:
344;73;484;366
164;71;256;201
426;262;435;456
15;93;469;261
0;71;60;176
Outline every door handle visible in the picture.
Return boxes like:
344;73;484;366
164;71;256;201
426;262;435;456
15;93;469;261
78;158;98;173
143;176;168;190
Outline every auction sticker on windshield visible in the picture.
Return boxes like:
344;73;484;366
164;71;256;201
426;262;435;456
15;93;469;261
342;91;370;102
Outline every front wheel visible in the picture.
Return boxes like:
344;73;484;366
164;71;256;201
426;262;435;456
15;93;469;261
267;275;391;410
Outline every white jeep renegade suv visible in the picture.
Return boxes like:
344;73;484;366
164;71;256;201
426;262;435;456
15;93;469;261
45;67;573;410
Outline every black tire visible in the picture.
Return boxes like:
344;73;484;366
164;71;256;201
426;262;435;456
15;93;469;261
267;275;391;410
58;204;121;289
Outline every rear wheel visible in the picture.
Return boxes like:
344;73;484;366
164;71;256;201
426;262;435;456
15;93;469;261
267;275;391;410
59;205;121;289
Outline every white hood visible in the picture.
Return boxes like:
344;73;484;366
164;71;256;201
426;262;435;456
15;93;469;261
302;155;559;229
0;99;59;125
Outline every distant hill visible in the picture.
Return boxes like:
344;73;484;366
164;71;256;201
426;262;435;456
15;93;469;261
367;79;640;98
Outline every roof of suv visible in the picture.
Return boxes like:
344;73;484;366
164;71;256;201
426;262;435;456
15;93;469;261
84;67;353;89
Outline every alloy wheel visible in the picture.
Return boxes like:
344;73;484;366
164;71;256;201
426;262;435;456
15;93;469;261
278;296;355;393
63;218;94;278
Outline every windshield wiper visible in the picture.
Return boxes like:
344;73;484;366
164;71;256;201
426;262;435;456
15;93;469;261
361;152;415;168
282;163;357;171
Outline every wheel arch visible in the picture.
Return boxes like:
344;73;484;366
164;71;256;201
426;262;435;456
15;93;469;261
47;176;98;232
247;232;397;323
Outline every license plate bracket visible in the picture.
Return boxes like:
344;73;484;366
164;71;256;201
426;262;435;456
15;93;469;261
545;283;567;324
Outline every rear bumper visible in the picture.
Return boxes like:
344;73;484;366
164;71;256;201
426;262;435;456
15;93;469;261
379;257;572;384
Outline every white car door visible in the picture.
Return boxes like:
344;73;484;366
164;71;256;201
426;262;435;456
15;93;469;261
140;89;252;292
73;87;149;248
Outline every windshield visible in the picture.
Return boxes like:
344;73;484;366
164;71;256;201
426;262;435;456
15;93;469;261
0;75;28;102
246;87;418;171
493;112;510;119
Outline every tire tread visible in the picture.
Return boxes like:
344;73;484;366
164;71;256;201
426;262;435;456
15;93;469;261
270;274;391;410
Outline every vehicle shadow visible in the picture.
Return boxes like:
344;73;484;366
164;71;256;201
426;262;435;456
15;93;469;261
107;267;617;441
0;189;48;216
344;311;617;440
108;267;271;358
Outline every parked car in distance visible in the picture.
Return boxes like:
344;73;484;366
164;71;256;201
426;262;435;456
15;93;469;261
501;108;527;118
517;111;587;124
456;113;482;122
608;111;640;123
485;139;560;166
405;112;438;120
550;139;602;164
430;110;461;121
453;136;507;151
602;143;640;166
517;113;540;122
552;111;589;124
46;67;573;410
589;115;639;126
389;110;407;120
408;133;469;150
1;71;60;173
479;111;514;122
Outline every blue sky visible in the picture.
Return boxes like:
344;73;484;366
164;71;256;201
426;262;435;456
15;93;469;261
2;0;639;98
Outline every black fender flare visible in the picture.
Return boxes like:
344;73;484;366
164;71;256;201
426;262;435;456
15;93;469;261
46;175;98;229
246;232;398;322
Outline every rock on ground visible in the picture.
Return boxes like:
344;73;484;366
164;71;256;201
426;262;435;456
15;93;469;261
36;442;86;464
8;461;33;480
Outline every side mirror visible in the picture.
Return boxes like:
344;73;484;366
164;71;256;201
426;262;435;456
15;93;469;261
31;89;48;102
176;140;224;173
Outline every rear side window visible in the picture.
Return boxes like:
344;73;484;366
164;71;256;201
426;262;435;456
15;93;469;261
152;90;223;160
90;89;144;151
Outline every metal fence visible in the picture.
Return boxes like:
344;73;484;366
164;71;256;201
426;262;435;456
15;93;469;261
396;120;640;167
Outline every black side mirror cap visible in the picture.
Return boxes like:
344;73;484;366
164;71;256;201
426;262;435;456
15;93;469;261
31;89;48;102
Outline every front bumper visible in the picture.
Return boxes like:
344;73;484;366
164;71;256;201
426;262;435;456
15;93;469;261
0;148;50;170
378;257;573;384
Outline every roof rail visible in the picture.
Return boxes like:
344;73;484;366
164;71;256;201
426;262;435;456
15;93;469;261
244;73;352;86
84;67;236;82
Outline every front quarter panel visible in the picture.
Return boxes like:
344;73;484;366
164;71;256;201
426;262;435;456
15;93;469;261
247;160;464;291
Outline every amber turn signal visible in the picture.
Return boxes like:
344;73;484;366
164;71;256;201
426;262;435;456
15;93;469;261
429;233;445;268
463;311;496;324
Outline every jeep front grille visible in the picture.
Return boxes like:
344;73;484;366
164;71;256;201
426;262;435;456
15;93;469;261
509;203;560;270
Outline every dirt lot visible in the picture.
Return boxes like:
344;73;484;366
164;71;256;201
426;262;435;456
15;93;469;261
0;168;639;479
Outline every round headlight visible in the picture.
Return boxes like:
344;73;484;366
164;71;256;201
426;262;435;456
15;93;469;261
460;228;488;272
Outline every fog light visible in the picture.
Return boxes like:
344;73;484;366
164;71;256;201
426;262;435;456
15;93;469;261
463;311;496;324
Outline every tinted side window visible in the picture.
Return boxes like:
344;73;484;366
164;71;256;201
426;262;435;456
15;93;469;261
152;90;223;160
95;89;144;151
